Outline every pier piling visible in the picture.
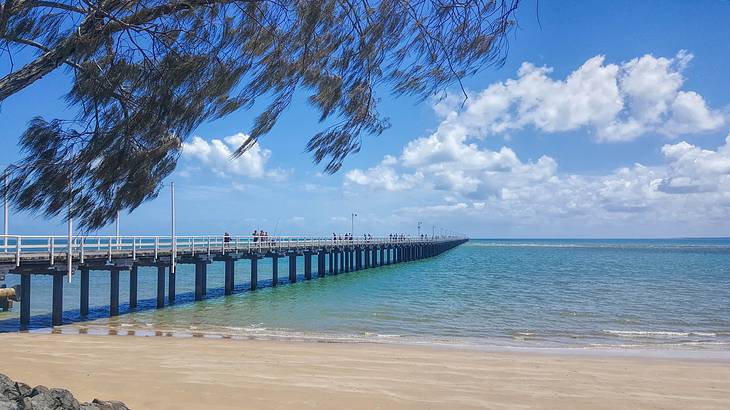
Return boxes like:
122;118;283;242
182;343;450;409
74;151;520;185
110;268;120;317
317;251;325;277
250;256;258;291
20;274;30;328
304;252;312;280
289;254;296;283
224;258;234;295
129;266;138;309
194;262;206;301
52;274;63;326
168;266;176;304
272;255;279;286
80;268;89;317
156;265;165;308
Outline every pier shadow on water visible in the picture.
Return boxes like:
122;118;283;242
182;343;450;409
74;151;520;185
0;274;307;333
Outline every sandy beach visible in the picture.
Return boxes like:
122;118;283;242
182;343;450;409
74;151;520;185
0;334;727;409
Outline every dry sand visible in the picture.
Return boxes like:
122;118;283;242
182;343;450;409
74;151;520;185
1;333;729;409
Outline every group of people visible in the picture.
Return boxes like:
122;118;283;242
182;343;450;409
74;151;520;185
222;231;275;244
221;231;423;244
389;234;409;242
328;233;420;242
252;230;272;242
332;233;355;241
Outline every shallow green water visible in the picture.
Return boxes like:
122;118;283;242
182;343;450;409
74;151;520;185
3;239;730;349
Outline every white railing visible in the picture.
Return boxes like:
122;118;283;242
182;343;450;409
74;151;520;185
0;234;466;280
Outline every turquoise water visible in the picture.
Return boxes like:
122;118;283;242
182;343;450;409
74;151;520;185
2;239;730;349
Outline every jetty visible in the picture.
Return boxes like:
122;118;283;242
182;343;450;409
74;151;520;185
0;234;467;329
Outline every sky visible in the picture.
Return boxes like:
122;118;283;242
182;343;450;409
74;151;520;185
1;0;730;238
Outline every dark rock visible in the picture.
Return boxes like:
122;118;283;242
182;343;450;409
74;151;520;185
30;385;49;397
0;375;17;400
0;374;126;410
0;395;20;410
20;397;33;409
79;399;129;410
14;384;31;399
27;387;80;410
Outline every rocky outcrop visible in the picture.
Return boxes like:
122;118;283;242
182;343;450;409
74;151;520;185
0;374;128;410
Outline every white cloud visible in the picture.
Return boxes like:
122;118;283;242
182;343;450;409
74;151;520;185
658;135;730;194
182;133;288;180
345;155;424;191
347;126;730;230
344;51;730;234
428;50;724;143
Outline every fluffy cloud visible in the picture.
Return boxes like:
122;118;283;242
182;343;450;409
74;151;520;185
659;135;730;194
348;135;730;229
344;51;730;232
346;136;730;223
429;50;724;142
345;155;424;191
182;133;288;180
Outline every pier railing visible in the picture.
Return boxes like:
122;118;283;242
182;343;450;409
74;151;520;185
0;234;464;268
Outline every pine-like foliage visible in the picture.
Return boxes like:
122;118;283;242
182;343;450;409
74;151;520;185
0;0;519;230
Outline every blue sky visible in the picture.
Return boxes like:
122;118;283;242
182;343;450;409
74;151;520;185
1;0;730;238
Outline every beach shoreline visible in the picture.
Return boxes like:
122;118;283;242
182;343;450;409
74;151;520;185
1;332;729;409
20;323;730;362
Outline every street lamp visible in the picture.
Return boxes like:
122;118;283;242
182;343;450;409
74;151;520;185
417;221;422;237
3;171;7;252
351;213;357;236
171;181;176;274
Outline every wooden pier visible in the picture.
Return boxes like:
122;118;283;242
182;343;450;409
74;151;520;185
0;235;467;330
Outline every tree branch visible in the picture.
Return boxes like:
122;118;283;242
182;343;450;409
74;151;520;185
0;0;259;102
4;35;84;70
19;0;86;14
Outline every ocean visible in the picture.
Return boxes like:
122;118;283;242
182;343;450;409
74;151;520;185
2;238;729;350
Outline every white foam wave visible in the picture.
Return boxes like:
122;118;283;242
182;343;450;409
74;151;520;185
467;242;730;251
603;330;717;338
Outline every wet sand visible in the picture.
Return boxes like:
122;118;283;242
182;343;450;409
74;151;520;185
1;333;729;409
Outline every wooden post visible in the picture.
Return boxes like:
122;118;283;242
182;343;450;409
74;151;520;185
168;265;176;305
129;265;138;309
317;251;325;277
224;258;234;295
52;274;63;326
328;252;333;274
272;255;279;286
304;252;312;280
333;250;339;275
288;254;296;283
250;256;258;291
20;274;30;329
195;262;205;301
201;261;207;296
110;268;119;317
157;265;165;308
80;268;89;316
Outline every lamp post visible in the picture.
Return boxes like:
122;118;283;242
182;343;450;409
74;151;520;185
171;181;176;274
351;213;357;236
67;180;73;282
3;172;7;252
417;221;422;237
